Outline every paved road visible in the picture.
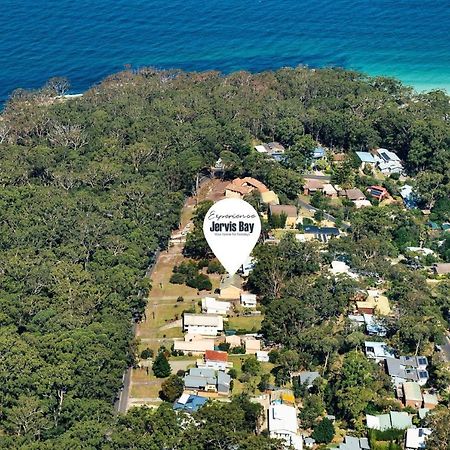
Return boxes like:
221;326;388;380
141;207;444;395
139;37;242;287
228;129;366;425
302;174;331;182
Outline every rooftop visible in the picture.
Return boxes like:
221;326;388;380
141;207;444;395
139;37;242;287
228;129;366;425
269;204;297;218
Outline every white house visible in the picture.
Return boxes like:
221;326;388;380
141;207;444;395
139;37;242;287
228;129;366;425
256;351;270;362
201;297;231;315
240;293;257;308
268;403;303;450
374;148;404;174
364;341;396;363
173;334;215;355
405;428;432;449
183;314;223;336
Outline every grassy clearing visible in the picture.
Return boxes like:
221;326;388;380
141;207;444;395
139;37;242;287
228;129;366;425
227;315;264;332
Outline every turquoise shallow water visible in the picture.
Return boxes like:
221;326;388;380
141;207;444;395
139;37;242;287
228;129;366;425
1;0;449;102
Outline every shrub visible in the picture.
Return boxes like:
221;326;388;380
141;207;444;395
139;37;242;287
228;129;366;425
169;272;185;284
140;348;154;359
176;296;184;302
152;351;171;378
159;375;183;402
312;418;334;444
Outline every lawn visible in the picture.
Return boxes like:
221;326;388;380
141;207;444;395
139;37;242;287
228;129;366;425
227;315;264;332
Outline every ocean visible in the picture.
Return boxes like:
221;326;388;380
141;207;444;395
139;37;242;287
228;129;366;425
1;0;450;103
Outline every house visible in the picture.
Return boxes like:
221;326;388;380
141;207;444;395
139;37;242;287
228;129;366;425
364;341;396;362
366;411;412;431
254;142;286;161
422;393;438;409
269;204;298;228
257;351;270;362
296;371;320;389
240;257;255;277
173;393;208;413
364;314;387;336
201;297;231;315
219;274;243;300
330;261;359;279
356;151;377;168
432;263;450;276
344;188;366;202
240;293;257;308
356;290;391;316
337;436;370;450
332;153;346;164
173;334;215;355
400;184;417;209
300;226;340;243
374;148;404;174
405;428;432;449
312;146;326;159
386;357;429;387
303;178;324;195
323;183;338;197
225;334;242;348
197;350;233;371
403;382;423;408
244;337;261;354
304;437;315;448
367;185;388;200
184;368;231;395
225;177;269;199
268;403;303;450
183;314;223;336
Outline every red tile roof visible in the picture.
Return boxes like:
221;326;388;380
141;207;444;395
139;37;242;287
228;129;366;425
205;350;228;362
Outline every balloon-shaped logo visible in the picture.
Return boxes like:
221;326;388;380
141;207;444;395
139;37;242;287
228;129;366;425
203;198;261;276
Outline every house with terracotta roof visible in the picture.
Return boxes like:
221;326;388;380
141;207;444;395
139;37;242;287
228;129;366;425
433;263;450;277
355;290;391;316
224;177;268;199
367;185;389;200
197;350;233;371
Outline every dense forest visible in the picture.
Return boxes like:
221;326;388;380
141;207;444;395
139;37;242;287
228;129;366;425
0;67;449;448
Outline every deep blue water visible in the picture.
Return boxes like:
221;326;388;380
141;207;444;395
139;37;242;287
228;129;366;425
2;0;450;103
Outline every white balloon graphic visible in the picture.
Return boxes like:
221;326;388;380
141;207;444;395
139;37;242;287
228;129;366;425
203;198;261;276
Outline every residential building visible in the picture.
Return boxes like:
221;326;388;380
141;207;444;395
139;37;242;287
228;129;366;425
386;358;429;387
422;393;438;409
197;350;233;371
330;261;359;279
364;341;396;362
303;178;324;195
344;188;366;202
312;146;326;159
173;334;215;355
244;337;261;354
183;314;223;336
184;368;231;396
219;274;243;300
299;225;340;243
225;177;269;199
374;148;404;174
269;204;298;228
400;184;417;209
201;297;231;315
240;256;255;277
356;290;391;316
240;293;257;308
364;314;387;336
268;403;303;450
304;437;315;448
367;185;388;200
323;183;338;197
355;151;377;167
296;371;320;389
366;411;412;431
433;263;450;276
403;382;423;408
405;428;432;449
173;393;208;413
254;142;286;161
337;436;370;450
225;334;242;348
257;351;270;362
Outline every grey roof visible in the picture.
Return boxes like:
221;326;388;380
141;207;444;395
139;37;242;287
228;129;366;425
184;375;207;389
217;371;231;393
339;436;370;450
390;411;412;429
298;371;320;385
189;368;216;378
399;355;428;368
386;357;428;382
